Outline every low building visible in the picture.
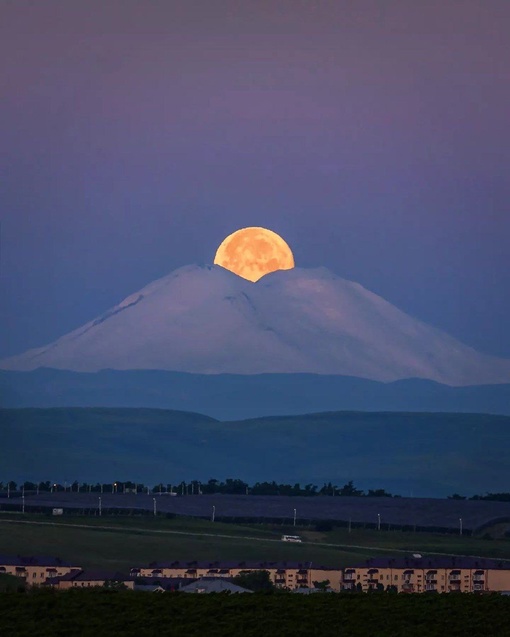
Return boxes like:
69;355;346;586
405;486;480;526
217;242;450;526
133;577;191;592
132;561;342;591
50;569;135;590
0;555;80;586
342;556;510;593
179;578;253;594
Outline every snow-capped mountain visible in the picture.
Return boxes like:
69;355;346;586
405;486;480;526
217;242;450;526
2;264;510;386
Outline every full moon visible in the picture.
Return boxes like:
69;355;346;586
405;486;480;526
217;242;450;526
214;227;295;282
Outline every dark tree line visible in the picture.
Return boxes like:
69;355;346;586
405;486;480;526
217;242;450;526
2;479;510;501
0;479;396;498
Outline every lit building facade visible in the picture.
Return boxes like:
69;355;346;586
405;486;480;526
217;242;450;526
341;556;510;593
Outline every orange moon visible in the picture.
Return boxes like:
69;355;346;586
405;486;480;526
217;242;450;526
214;227;295;282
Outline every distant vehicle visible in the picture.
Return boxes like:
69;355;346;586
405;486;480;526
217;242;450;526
412;553;423;558
52;508;63;516
281;535;302;543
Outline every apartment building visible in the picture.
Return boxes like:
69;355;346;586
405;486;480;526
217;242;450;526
342;556;510;593
0;555;80;585
131;560;343;591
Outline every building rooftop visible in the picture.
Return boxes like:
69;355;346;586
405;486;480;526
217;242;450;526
0;555;77;567
350;556;510;571
179;578;253;594
142;560;335;571
51;569;131;583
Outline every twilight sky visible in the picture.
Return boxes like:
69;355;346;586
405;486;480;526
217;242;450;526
1;0;509;360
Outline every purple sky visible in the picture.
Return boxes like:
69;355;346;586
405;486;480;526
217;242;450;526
1;0;509;360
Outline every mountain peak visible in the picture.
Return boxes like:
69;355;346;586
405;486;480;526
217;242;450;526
1;264;510;386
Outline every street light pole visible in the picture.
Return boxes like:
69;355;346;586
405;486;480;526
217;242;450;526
293;508;297;527
153;498;157;516
377;513;381;531
459;518;463;536
98;497;102;516
212;505;216;522
22;494;25;514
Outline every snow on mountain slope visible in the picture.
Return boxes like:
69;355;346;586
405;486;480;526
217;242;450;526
2;264;510;386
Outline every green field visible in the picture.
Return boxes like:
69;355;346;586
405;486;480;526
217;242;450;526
1;513;509;572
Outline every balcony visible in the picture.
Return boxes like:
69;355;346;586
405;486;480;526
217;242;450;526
343;574;355;581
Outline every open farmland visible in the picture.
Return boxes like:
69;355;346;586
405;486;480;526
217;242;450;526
0;512;509;573
0;515;375;571
4;492;510;534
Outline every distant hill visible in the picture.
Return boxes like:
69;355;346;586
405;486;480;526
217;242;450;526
1;407;509;498
1;368;509;420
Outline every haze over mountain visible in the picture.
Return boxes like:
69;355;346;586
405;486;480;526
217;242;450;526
2;265;510;386
2;369;509;420
2;408;510;497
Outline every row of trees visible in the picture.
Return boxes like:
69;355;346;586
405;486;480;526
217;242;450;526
2;479;509;501
448;492;510;502
0;479;396;497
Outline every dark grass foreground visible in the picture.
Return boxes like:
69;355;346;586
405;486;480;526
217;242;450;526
1;590;510;637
